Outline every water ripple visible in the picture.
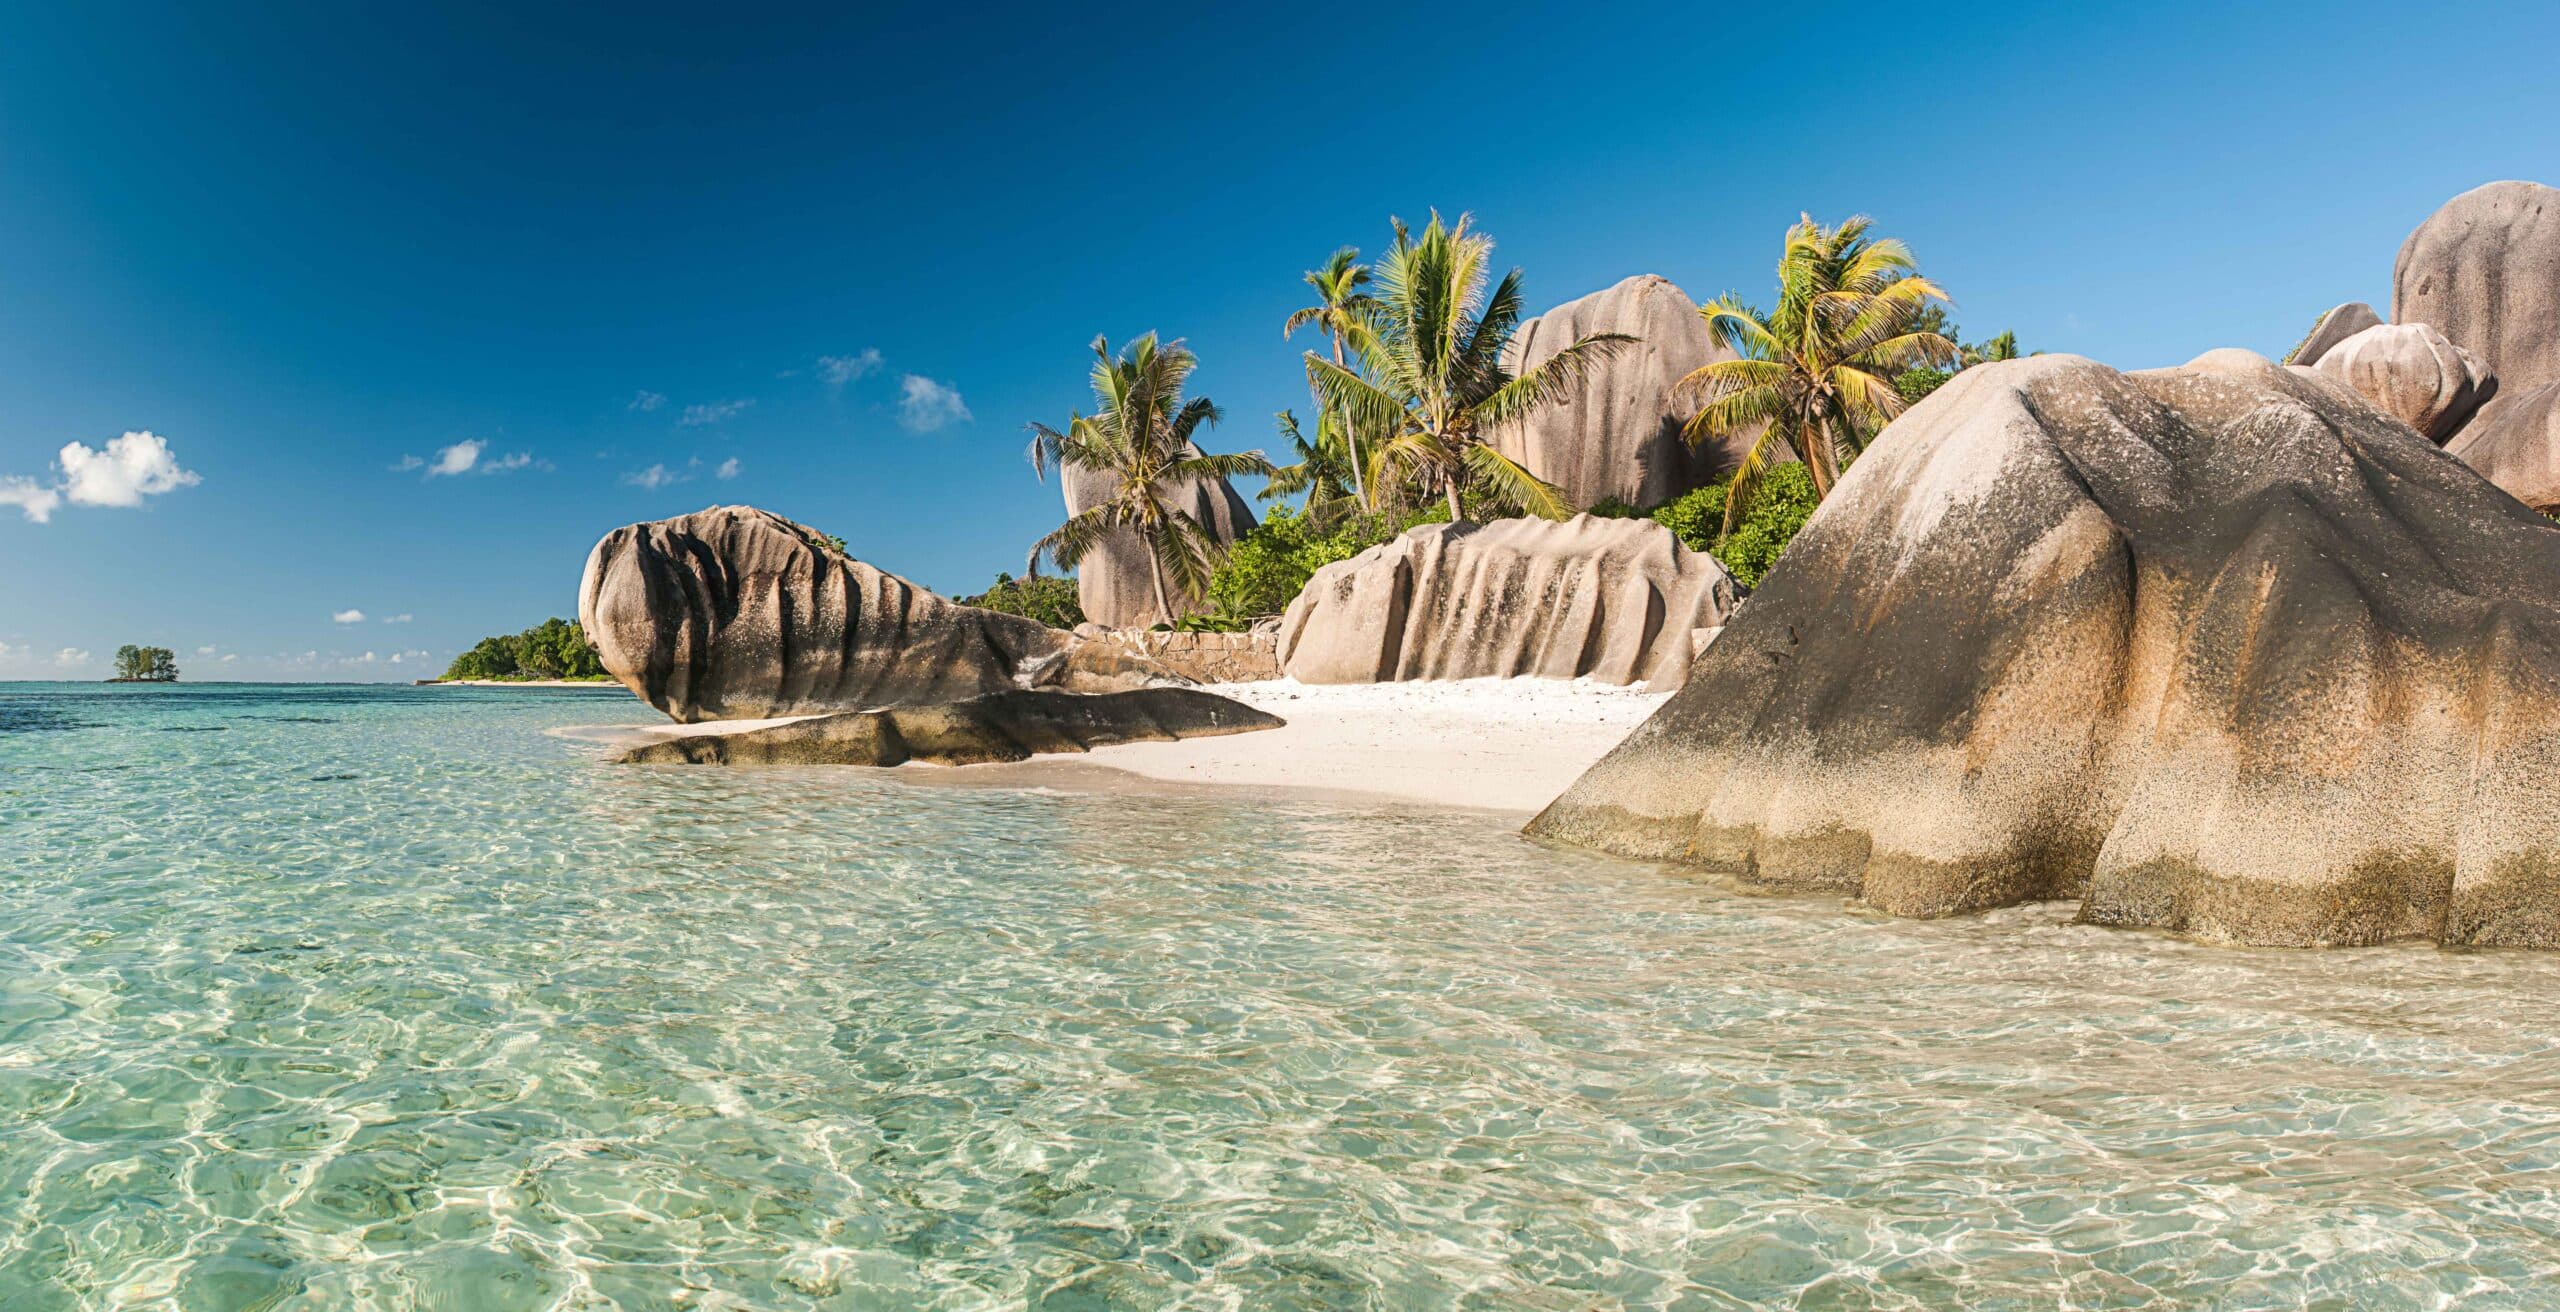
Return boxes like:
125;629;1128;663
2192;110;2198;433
1;681;2558;1308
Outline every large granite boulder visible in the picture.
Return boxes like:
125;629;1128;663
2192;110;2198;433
1062;458;1256;629
2309;322;2496;442
2395;181;2560;424
1494;275;1742;510
616;688;1281;766
2450;380;2560;513
1528;350;2560;949
2282;301;2382;367
1277;514;1737;687
580;505;1182;723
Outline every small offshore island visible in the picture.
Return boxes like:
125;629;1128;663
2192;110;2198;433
102;643;178;682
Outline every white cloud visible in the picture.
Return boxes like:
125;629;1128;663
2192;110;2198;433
195;645;217;656
629;390;666;412
359;651;377;663
332;609;366;624
482;451;536;474
622;463;689;490
0;476;61;524
390;454;425;472
715;457;741;480
383;613;413;624
4;432;199;523
60;431;200;508
427;440;483;477
679;399;754;427
897;375;971;432
819;349;883;386
221;653;237;663
55;647;89;667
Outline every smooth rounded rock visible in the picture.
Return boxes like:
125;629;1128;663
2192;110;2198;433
2394;180;2560;423
1528;350;2560;949
1494;274;1742;510
2282;301;2382;367
2450;379;2560;513
2311;322;2496;442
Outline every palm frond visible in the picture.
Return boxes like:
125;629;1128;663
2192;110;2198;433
1461;443;1568;521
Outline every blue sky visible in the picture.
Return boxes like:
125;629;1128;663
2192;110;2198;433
3;2;2556;681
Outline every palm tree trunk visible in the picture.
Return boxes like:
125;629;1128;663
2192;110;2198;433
1147;552;1174;627
1444;471;1465;523
1333;334;1366;511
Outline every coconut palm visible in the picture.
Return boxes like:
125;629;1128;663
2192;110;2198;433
1283;247;1378;508
1305;212;1632;522
1263;408;1361;527
1028;334;1274;623
1680;215;1958;534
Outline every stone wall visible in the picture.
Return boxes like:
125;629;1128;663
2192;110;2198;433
1079;626;1281;684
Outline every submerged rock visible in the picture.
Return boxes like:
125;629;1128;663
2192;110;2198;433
1528;350;2560;949
2309;322;2496;442
579;505;1184;723
2395;180;2560;424
615;688;1282;766
2450;379;2560;513
1494;274;1739;509
1277;514;1737;687
2283;301;2383;367
1060;458;1257;629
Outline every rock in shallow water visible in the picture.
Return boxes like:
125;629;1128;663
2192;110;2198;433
1528;349;2560;948
614;688;1283;766
1277;514;1737;687
579;505;1185;723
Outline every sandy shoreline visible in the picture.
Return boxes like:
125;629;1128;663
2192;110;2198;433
561;678;1666;815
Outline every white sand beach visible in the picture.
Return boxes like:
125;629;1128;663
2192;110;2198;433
1049;677;1667;813
565;677;1668;815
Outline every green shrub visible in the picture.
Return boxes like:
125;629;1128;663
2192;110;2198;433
1582;495;1647;519
1894;366;1953;404
1650;462;1822;589
1201;503;1451;622
960;572;1085;629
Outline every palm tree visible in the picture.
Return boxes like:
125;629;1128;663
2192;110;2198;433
1283;247;1378;508
1679;214;1957;533
1305;212;1632;522
1263;409;1361;527
1028;334;1275;623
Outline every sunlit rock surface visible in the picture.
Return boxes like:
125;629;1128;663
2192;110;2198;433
2395;180;2560;426
2309;322;2495;442
1278;514;1737;687
580;505;1182;723
1530;350;2560;948
1494;274;1743;509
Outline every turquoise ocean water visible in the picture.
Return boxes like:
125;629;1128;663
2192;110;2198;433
3;681;2559;1309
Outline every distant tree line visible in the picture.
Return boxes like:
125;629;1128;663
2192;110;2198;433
111;645;179;681
441;618;608;681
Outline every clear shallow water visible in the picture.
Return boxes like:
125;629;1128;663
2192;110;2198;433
3;683;2559;1309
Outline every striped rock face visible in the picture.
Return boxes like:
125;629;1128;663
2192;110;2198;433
1529;350;2560;948
580;505;1182;723
1278;514;1736;688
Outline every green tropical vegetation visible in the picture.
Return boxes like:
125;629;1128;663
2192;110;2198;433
442;617;608;681
1648;463;1822;588
1681;215;1957;534
960;572;1085;629
111;645;178;682
1196;502;1454;624
1262;409;1362;528
1027;334;1275;621
1306;213;1633;522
